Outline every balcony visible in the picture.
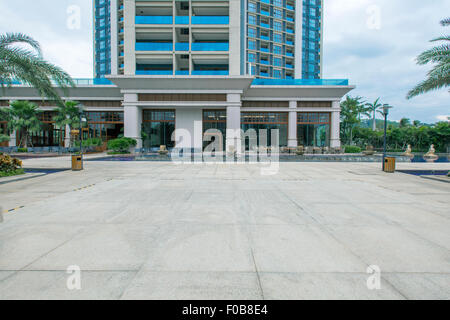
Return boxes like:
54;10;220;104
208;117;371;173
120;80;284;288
286;4;295;11
286;17;294;22
260;35;270;41
136;70;173;75
260;60;270;65
261;0;271;4
286;40;294;45
175;43;189;51
191;16;229;25
260;47;270;53
260;22;270;29
192;70;229;75
260;72;269;77
175;16;189;24
175;70;189;75
286;52;294;57
191;42;229;51
286;28;294;34
260;10;270;16
252;79;350;86
285;63;293;69
135;16;173;25
136;42;173;51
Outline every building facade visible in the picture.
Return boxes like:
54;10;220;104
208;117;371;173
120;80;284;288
94;0;323;79
0;0;352;152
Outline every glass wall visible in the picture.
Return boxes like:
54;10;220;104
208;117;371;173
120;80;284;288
241;112;288;149
297;112;330;147
142;110;175;148
84;111;124;143
203;110;226;150
27;112;65;147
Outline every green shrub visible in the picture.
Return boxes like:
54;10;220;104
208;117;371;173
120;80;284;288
74;137;103;148
0;168;25;177
344;146;362;154
17;148;28;153
0;134;10;143
107;137;137;153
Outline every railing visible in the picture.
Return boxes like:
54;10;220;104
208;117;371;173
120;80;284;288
260;47;270;53
260;60;270;65
175;16;189;24
136;70;173;75
136;42;173;51
261;0;271;4
175;43;189;51
175;70;189;75
286;52;294;57
191;16;229;24
260;72;269;77
191;42;229;51
260;35;270;41
260;22;270;29
286;28;294;34
261;10;270;16
286;4;295;11
252;79;350;86
135;16;173;24
192;70;229;75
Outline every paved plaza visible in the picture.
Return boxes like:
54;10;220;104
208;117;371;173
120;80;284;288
0;156;449;300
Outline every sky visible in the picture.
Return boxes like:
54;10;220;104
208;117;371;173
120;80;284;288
0;0;449;123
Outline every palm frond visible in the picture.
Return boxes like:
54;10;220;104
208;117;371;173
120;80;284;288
407;74;450;99
416;44;450;65
441;18;450;26
0;32;41;56
430;35;450;42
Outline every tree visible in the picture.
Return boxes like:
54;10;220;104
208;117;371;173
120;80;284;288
365;98;383;131
399;118;411;128
413;120;422;127
53;101;84;147
0;33;74;105
340;96;365;145
407;18;450;99
7;101;42;148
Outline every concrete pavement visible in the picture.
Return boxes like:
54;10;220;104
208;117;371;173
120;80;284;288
0;156;449;299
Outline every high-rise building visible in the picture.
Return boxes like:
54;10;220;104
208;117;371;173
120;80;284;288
93;0;112;78
1;0;350;152
93;0;323;79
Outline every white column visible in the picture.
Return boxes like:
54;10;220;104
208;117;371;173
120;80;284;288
9;131;16;147
330;100;341;148
226;93;242;153
288;101;298;148
124;93;142;149
64;124;71;148
123;0;136;75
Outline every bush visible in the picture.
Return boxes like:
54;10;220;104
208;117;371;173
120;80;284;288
344;146;362;154
74;137;103;148
0;153;23;174
17;148;28;153
107;137;137;153
0;134;10;143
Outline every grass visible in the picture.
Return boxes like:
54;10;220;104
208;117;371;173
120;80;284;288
0;168;25;178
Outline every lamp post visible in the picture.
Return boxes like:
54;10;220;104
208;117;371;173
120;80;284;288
381;104;392;171
78;110;87;169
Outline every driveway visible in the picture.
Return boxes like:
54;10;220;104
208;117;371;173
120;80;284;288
0;157;449;299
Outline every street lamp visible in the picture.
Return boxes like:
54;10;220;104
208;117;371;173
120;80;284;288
381;104;393;171
78;109;87;169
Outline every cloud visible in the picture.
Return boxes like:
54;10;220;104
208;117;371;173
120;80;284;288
436;115;450;122
0;0;449;123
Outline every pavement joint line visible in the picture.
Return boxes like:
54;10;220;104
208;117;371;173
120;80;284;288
73;184;96;192
3;206;25;214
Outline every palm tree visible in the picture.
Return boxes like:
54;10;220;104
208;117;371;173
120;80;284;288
407;18;450;99
365;98;383;131
0;33;74;105
7;101;42;148
340;96;365;144
53;101;84;147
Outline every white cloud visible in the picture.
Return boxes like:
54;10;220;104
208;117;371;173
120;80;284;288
436;115;450;122
0;0;449;122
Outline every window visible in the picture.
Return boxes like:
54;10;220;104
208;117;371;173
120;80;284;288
248;39;256;50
